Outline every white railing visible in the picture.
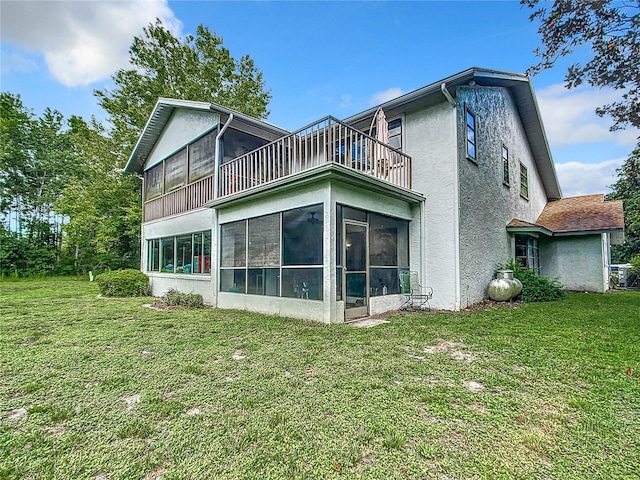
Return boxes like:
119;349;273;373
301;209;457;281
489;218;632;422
219;116;411;197
143;174;215;222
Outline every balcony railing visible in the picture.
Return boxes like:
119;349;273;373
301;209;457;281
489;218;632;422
143;174;215;222
143;116;412;221
218;116;411;197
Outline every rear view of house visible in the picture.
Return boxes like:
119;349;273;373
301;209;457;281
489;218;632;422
125;67;625;323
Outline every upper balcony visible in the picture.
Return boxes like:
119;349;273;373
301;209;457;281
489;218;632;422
143;116;411;222
218;116;411;197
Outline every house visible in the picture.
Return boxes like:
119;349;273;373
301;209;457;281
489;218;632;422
125;67;625;322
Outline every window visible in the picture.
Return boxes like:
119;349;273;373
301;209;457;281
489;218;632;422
175;235;193;273
283;206;323;266
148;239;160;271
515;235;539;274
369;117;403;151
142;129;217;202
368;213;409;296
388;118;402;150
144;163;164;200
502;145;510;186
221;220;246;268
466;108;476;161
188;132;216;182
520;163;529;199
336;205;410;298
164;149;187;192
249;214;280;267
161;238;175;273
219;204;323;300
147;231;211;274
221;128;269;164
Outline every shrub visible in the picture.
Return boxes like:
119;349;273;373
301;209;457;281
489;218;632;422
161;288;204;309
497;261;565;302
96;269;150;297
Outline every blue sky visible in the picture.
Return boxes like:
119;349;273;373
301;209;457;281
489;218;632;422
1;0;637;197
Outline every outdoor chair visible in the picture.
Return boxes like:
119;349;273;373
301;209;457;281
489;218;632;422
399;270;433;311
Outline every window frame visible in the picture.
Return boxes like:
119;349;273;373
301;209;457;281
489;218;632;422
515;234;539;274
502;144;510;186
465;106;477;163
520;162;529;199
146;230;212;275
219;204;324;300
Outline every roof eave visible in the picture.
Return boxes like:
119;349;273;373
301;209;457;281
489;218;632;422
343;67;562;201
125;98;290;174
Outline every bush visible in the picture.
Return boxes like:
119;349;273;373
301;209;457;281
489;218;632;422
161;288;204;309
497;261;565;302
96;269;150;297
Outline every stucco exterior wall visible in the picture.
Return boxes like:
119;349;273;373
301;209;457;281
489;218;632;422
456;86;549;307
540;235;606;292
142;208;215;302
404;101;459;310
144;109;219;170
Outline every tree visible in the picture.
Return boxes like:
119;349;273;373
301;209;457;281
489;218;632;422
524;1;640;262
523;0;640;131
55;119;142;273
607;147;640;262
0;93;77;273
95;19;271;156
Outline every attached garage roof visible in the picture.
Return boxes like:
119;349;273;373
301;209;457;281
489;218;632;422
508;194;625;236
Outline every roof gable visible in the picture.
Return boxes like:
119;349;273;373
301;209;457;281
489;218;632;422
536;194;624;233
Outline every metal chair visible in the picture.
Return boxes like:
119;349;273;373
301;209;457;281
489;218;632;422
399;271;433;310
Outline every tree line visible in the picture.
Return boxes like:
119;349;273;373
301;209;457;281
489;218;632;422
1;21;270;277
1;7;639;277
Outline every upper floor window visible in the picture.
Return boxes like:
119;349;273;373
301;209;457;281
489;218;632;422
520;163;529;199
370;117;403;151
502;145;510;186
466;108;476;161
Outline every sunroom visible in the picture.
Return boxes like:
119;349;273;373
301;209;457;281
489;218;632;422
210;163;423;323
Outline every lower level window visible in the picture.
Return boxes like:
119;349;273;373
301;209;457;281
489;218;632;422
220;205;323;300
147;230;211;274
515;234;539;274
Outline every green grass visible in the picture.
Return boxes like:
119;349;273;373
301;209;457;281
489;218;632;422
1;278;639;479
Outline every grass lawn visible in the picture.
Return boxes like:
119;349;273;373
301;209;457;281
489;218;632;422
1;278;639;479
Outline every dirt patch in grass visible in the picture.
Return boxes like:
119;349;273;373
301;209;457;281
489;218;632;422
423;340;477;363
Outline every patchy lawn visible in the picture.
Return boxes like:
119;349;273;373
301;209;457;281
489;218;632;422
0;278;638;479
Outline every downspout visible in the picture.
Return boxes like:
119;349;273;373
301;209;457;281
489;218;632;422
212;113;233;308
441;83;461;311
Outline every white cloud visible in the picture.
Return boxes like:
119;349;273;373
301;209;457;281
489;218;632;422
0;0;181;87
555;158;623;197
369;87;404;106
537;83;637;148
